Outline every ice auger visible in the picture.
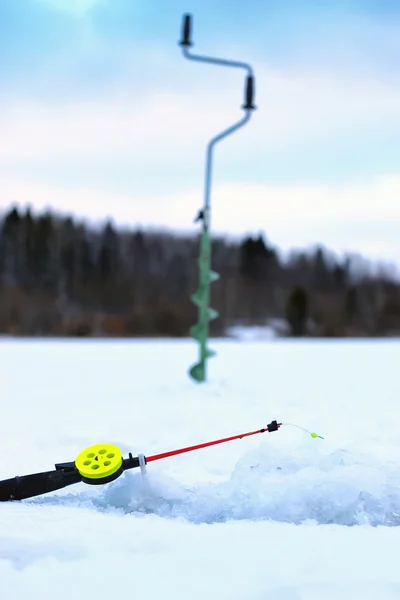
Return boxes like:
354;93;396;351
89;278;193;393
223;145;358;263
178;14;256;382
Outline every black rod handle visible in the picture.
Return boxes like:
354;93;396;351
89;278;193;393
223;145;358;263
0;469;82;502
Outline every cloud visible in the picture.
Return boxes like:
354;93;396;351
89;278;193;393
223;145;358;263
1;61;400;172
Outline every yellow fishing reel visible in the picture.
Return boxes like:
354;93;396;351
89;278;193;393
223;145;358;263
75;443;124;485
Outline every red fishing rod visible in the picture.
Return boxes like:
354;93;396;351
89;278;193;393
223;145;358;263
0;421;282;502
146;421;281;463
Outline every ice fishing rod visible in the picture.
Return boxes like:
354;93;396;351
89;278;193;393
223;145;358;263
0;420;323;502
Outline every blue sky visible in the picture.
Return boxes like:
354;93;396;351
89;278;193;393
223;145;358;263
1;0;400;267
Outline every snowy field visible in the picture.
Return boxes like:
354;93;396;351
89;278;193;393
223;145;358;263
1;338;400;599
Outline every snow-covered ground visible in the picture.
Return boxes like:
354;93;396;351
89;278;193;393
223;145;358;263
1;338;400;599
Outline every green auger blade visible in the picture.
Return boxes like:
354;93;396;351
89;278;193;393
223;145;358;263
205;346;217;358
189;346;217;382
190;323;203;342
191;289;205;307
189;362;205;383
190;309;218;342
208;307;219;320
189;229;219;383
209;270;220;282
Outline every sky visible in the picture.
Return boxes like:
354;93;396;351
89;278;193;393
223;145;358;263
1;0;400;267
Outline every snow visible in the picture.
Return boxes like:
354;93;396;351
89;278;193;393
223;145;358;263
226;324;279;340
1;338;400;599
226;318;289;340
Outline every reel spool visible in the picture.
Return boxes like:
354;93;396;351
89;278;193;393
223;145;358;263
75;443;123;485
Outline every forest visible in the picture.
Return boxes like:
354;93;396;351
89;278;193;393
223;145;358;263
0;205;399;338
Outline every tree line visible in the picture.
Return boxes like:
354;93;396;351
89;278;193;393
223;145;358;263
0;205;399;337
